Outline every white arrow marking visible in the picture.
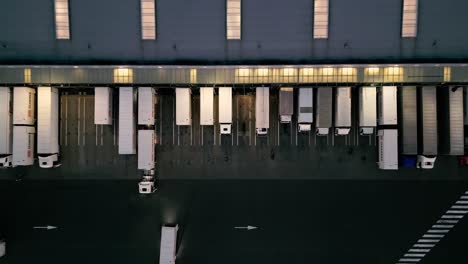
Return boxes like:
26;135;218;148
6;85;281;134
234;226;258;230
33;225;57;230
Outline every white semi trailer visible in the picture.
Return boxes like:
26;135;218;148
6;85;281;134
417;86;437;169
200;87;214;126
439;86;464;156
118;87;136;155
377;86;398;170
297;88;313;132
176;88;192;126
159;225;178;264
256;87;269;135
137;129;156;194
37;87;60;168
218;87;232;134
0;87;12;167
400;86;418;155
138;87;155;126
94;87;113;125
359;87;377;135
12;87;36;167
334;87;352;135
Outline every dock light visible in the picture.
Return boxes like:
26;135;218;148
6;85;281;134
237;68;250;77
257;68;269;76
366;67;380;75
322;67;334;76
301;68;314;75
340;67;355;75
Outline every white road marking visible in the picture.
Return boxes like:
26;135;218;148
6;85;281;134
427;229;449;233
446;210;468;214
437;219;458;224
422;234;444;238
459;195;468;199
399;258;421;262
404;253;425;258
451;205;468;209
408;248;430;253
441;214;463;219
417;239;439;243
413;244;434;248
78;96;81;146
455;200;468;204
432;224;454;229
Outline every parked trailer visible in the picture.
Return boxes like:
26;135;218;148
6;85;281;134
138;130;155;171
417;86;437;169
334;87;352;135
138;87;155;126
359;87;376;135
400;86;418;155
94;87;113;125
438;86;464;155
316;88;332;136
12;126;35;167
200;87;214;126
159;225;178;264
256;87;269;135
13;87;35;125
176;88;192;126
37;87;60;168
378;86;397;126
297;88;313;132
0;87;12;167
218;87;232;134
279;87;294;123
378;129;398;170
118;87;136;155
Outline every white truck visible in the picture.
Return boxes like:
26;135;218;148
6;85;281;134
0;87;12;167
378;129;398;170
297;88;313;132
417;86;437;169
138;87;155;126
255;87;269;135
316;88;332;136
218;87;232;134
159;225;178;264
37;87;60;168
176;88;192;126
94;87;113;125
118;87;136;155
279;87;294;123
200;87;214;126
334;87;352;135
12;87;36;167
359;87;377;135
377;86;398;170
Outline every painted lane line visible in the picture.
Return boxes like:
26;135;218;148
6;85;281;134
446;210;468;214
422;234;444;238
432;224;454;229
437;219;458;224
404;253;425;258
409;249;431;253
459;195;468;199
413;244;435;248
451;205;468;209
399;258;421;262
417;239;439;243
441;215;463;219
455;200;468;204
427;229;449;233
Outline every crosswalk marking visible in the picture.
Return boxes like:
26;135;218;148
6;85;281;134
404;253;425;258
399;258;421;262
455;200;468;204
432;224;454;229
451;205;468;209
417;239;439;243
422;234;444;238
413;244;434;248
446;210;468;214
427;229;449;233
441;214;463;219
409;248;430;253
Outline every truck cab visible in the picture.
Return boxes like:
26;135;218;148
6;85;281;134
316;127;329;136
360;127;374;135
256;128;268;136
416;155;436;169
298;124;311;132
220;124;231;135
0;155;12;168
335;128;351;136
38;154;60;169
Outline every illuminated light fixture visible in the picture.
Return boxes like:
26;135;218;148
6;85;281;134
54;0;70;39
24;68;32;83
386;67;402;75
190;69;197;83
301;68;315;76
366;67;380;75
401;0;418;38
322;68;334;76
141;0;156;40
282;68;296;76
237;69;249;77
226;0;241;40
340;67;355;75
113;68;134;83
444;67;451;82
257;68;269;76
